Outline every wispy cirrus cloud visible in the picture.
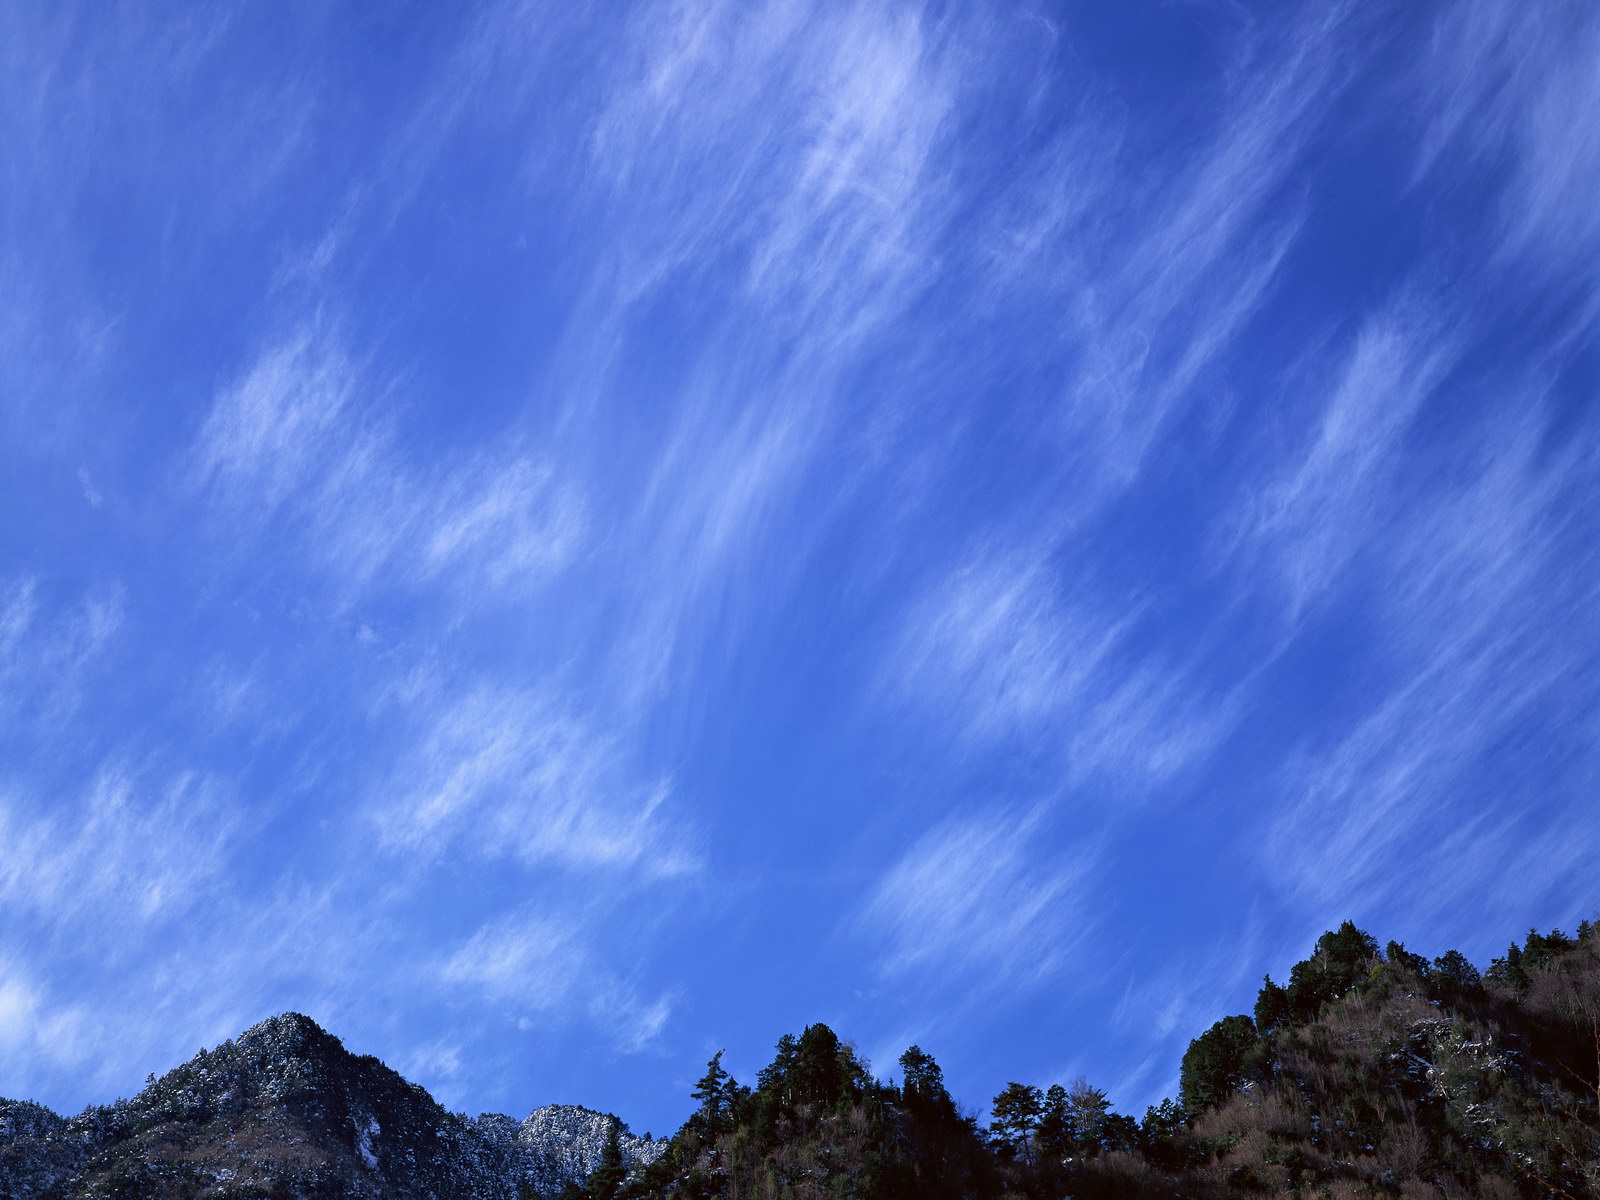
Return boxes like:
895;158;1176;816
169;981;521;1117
191;326;584;606
1217;297;1460;618
0;576;124;726
858;806;1098;993
864;6;1380;809
552;0;972;714
1256;369;1598;923
0;767;238;948
372;681;695;879
0;962;97;1090
589;0;955;329
441;909;675;1054
885;545;1240;786
960;6;1360;505
1413;1;1600;274
4;0;1597;1138
886;548;1134;744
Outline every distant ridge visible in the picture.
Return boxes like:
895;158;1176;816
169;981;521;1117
4;917;1599;1197
0;1012;661;1199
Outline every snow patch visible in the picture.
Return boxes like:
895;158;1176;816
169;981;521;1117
356;1116;380;1170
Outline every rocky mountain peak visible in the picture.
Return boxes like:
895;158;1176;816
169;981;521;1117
0;1014;664;1199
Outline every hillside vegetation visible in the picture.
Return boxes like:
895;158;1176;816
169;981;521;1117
621;920;1600;1199
2;918;1596;1198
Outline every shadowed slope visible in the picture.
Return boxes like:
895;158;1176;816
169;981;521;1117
0;1013;661;1200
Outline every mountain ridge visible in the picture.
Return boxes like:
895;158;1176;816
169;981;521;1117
0;1012;662;1200
5;917;1599;1198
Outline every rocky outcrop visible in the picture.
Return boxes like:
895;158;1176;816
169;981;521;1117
0;1014;662;1200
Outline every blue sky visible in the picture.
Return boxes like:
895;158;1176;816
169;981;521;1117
1;0;1597;1137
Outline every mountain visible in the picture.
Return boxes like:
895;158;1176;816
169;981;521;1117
633;920;1600;1199
0;1013;662;1200
4;916;1598;1198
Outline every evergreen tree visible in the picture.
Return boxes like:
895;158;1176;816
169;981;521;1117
1035;1083;1069;1159
1139;1098;1186;1171
1285;921;1379;1019
1489;941;1529;991
989;1082;1043;1164
1524;927;1576;970
756;1033;800;1105
1385;940;1430;976
1179;1014;1257;1116
1254;974;1289;1032
1100;1111;1142;1155
898;1044;948;1106
792;1024;845;1108
690;1049;734;1139
1431;949;1482;1000
1280;928;1382;1017
583;1120;626;1200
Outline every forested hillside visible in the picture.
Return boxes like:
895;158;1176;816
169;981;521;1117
3;918;1596;1198
615;920;1600;1199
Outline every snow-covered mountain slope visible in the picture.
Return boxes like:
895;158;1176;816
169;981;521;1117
0;1013;663;1199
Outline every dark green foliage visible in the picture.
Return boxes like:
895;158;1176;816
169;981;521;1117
896;1045;948;1108
988;1082;1042;1162
582;1121;626;1200
1483;926;1576;993
1384;938;1429;976
1254;974;1289;1032
1284;920;1379;1019
689;1051;735;1141
1489;939;1529;990
1138;1098;1186;1169
1035;1083;1069;1159
633;1027;997;1199
1099;1111;1140;1156
1431;947;1482;999
598;914;1600;1199
1178;1014;1256;1116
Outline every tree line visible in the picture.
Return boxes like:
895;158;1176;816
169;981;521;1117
568;916;1600;1198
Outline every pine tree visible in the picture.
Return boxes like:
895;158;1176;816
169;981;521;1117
691;1050;733;1139
898;1044;948;1106
756;1033;799;1106
989;1082;1043;1164
584;1120;626;1200
1179;1014;1257;1116
1490;941;1530;991
1035;1083;1069;1159
1431;949;1482;1000
1286;921;1380;1019
1140;1099;1186;1170
1254;974;1289;1032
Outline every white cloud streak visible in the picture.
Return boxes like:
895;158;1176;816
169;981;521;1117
859;807;1097;991
373;682;695;878
1415;1;1600;274
887;546;1240;786
0;767;238;948
0;577;124;727
1218;298;1459;617
442;909;675;1053
1258;373;1598;919
192;327;584;606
